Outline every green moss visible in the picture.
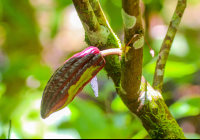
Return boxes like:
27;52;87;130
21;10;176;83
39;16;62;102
104;54;121;87
83;9;89;13
140;81;146;91
141;99;185;139
107;33;119;47
89;16;95;27
153;84;162;91
150;99;158;109
84;33;91;45
120;55;125;68
137;76;141;81
110;56;121;72
103;33;122;87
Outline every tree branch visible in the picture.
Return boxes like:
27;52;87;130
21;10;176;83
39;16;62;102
72;0;186;138
120;0;144;112
153;0;187;92
72;0;122;87
137;77;185;139
120;0;185;139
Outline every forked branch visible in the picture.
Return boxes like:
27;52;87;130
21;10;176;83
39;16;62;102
72;0;186;139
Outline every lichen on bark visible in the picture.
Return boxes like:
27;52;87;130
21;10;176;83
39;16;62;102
72;0;186;139
153;0;187;93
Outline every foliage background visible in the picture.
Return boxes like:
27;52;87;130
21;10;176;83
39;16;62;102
0;0;200;139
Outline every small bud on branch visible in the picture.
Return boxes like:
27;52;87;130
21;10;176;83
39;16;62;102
144;36;155;58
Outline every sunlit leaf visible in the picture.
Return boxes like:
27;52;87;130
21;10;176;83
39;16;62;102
143;60;197;78
169;96;200;119
111;96;128;112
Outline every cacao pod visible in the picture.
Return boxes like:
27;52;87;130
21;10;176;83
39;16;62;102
41;46;105;119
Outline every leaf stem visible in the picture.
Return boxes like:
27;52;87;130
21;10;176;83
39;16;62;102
100;48;122;57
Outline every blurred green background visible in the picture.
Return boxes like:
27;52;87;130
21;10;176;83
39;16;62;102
0;0;200;139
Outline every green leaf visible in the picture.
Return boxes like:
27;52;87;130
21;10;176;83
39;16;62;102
143;60;197;78
111;95;128;112
169;96;200;119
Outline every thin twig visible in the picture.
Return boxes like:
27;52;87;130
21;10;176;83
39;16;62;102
124;34;139;60
125;34;138;47
153;0;187;92
144;36;155;57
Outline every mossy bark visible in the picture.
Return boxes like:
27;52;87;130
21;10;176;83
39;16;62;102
72;0;186;139
73;0;121;87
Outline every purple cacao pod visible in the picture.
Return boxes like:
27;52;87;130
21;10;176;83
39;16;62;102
41;46;105;119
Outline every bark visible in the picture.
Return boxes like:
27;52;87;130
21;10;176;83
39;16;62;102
72;0;186;139
153;0;187;93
